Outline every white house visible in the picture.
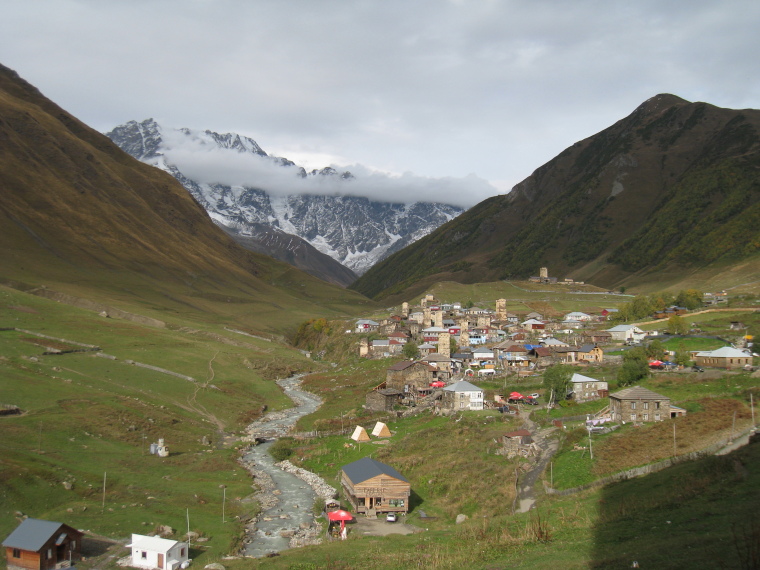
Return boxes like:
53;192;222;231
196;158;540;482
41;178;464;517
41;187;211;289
355;319;379;333
443;380;484;410
564;311;592;321
606;324;646;342
128;534;189;570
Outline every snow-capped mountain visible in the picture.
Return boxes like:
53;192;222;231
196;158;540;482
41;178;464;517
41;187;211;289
106;119;463;275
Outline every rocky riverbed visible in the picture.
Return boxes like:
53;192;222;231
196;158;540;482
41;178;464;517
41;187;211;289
237;374;336;558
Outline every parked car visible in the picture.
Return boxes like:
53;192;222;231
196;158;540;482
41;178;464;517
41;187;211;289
692;365;705;372
524;397;539;406
386;513;397;522
530;393;540;399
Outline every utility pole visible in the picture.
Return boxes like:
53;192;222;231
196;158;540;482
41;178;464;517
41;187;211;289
588;431;593;460
222;485;227;523
101;472;106;512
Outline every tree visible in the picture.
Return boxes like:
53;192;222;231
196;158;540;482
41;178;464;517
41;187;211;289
674;341;691;367
645;339;665;361
676;289;703;310
402;340;419;359
449;336;458;355
617;359;649;387
543;364;574;405
618;348;648;386
668;314;689;335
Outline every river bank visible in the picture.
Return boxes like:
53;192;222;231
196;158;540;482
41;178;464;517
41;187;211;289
237;374;337;558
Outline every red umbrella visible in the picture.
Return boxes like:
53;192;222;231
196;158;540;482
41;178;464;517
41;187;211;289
327;509;353;521
649;360;663;366
327;509;353;532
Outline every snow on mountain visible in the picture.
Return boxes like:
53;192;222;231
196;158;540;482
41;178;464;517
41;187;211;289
106;119;463;274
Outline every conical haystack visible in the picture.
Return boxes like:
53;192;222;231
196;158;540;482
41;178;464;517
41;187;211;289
351;425;371;442
371;421;392;438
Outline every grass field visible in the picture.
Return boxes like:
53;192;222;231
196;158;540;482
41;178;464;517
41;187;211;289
0;284;329;566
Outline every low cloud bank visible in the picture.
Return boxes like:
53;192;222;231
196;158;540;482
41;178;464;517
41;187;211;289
160;134;500;209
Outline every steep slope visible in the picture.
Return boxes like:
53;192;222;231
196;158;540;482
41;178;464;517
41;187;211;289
106;119;463;275
351;94;760;299
0;63;374;331
219;223;358;287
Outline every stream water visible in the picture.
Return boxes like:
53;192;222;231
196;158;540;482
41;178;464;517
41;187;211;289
241;375;324;558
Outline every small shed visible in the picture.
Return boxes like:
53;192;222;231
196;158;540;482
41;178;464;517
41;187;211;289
3;518;83;570
365;387;403;412
350;426;371;442
371;422;392;438
127;534;188;570
501;429;538;458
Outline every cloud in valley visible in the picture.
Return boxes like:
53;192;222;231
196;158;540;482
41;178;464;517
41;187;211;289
161;132;496;208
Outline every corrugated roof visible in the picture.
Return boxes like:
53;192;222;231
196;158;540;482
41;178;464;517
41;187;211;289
504;429;532;438
610;386;669;400
2;519;69;551
342;457;408;485
443;380;481;392
128;534;180;552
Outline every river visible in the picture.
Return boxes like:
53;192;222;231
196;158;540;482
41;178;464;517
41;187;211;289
240;375;326;558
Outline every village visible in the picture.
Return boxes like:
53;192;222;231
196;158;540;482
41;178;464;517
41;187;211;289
3;275;758;568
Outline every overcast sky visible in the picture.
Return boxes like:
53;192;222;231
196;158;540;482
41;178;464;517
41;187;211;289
3;0;759;207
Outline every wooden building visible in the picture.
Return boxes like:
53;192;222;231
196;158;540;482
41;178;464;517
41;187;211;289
3;518;83;570
341;457;411;516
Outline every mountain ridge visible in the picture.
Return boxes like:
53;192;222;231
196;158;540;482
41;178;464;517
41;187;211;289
0;62;374;331
350;94;760;300
106;119;464;276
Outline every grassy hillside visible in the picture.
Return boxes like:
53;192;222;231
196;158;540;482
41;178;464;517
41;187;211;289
0;285;326;565
351;95;760;300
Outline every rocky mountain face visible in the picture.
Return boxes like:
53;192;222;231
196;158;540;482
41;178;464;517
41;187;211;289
106;119;463;278
351;94;760;300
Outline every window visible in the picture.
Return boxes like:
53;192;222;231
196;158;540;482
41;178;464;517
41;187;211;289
643;402;649;410
655;402;660;409
643;414;648;420
630;414;636;421
631;402;636;410
71;540;76;550
655;413;661;420
47;549;52;560
181;548;185;557
142;552;148;560
12;549;20;558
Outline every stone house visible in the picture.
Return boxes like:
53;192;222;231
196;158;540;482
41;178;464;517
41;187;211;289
609;386;671;422
570;373;608;402
366;387;403;412
501;429;538;458
694;346;753;369
386;361;437;393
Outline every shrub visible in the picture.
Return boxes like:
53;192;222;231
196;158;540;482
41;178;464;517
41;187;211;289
268;438;295;462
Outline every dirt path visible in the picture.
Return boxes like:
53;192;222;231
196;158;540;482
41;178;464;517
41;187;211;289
514;414;559;514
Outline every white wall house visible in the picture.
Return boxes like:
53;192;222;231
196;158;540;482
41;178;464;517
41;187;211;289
128;534;189;570
606;324;646;342
443;380;484;410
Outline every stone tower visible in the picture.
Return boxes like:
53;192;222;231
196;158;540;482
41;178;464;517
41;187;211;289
359;338;369;358
401;302;409;317
496;298;507;321
539;267;548;279
433;310;444;328
459;329;470;347
423;308;432;327
438;332;451;357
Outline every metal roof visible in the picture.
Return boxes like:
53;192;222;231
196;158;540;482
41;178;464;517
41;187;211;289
128;534;181;552
610;386;669;400
2;519;73;551
443;380;481;392
341;457;408;485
